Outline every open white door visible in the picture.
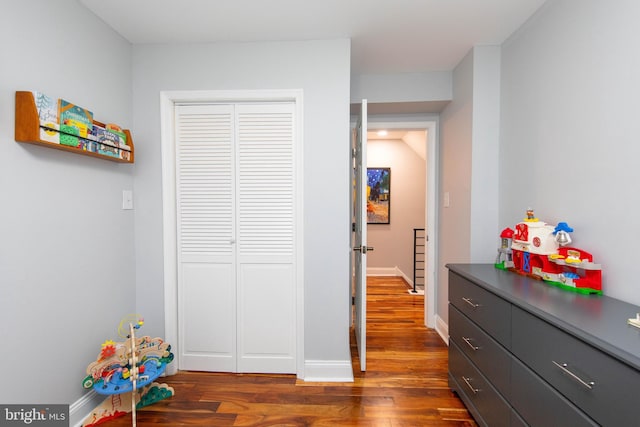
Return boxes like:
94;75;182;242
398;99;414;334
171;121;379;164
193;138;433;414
353;99;369;371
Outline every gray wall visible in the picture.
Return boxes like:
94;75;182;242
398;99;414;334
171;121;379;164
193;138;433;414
439;51;474;323
500;0;640;305
352;72;452;104
0;0;134;404
130;40;353;366
438;46;501;325
438;0;640;324
470;46;500;262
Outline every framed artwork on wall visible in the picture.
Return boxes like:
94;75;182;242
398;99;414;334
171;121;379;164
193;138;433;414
367;167;390;224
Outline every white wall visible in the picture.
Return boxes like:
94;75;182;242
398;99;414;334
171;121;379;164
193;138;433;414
0;0;134;405
351;72;452;104
438;51;474;323
470;46;501;262
438;46;501;324
130;40;353;370
500;0;640;305
367;138;426;279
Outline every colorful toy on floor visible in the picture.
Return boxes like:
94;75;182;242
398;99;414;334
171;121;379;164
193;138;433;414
495;209;602;295
81;315;175;427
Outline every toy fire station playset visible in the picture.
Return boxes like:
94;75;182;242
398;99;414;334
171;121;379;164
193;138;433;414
80;315;174;427
495;209;602;295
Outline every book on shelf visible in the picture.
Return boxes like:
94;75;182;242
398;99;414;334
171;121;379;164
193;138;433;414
39;122;60;144
59;124;80;147
98;143;120;158
106;123;127;146
58;99;93;139
32;91;58;124
91;125;120;148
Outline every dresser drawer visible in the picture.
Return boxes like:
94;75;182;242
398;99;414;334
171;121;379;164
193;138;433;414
511;354;598;427
449;340;511;427
512;306;640;426
449;271;511;347
510;410;528;427
449;304;511;397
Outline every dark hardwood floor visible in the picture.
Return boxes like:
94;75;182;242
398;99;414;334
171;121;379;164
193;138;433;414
99;276;475;426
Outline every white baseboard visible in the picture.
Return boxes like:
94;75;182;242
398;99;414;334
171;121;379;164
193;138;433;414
69;390;105;427
434;314;449;346
303;360;354;382
397;269;413;286
366;267;399;276
165;364;178;376
367;266;413;286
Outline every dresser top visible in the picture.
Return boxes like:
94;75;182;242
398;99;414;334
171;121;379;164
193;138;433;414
447;263;640;370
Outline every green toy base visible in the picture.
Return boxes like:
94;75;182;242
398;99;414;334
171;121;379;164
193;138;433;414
494;264;602;295
543;280;603;295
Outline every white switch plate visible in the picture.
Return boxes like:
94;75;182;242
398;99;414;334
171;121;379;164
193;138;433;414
122;190;133;210
444;191;450;208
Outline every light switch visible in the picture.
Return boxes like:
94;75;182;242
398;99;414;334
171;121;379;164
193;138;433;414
444;192;450;208
122;190;133;210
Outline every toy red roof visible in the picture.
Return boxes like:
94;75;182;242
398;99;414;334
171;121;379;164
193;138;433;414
500;227;515;238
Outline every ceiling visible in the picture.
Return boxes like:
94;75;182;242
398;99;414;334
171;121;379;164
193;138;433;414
367;130;427;160
368;130;410;141
79;0;547;75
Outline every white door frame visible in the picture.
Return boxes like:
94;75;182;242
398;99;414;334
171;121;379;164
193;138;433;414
366;119;438;329
160;89;305;377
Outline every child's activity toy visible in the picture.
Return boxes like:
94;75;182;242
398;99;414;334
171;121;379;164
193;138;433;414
495;209;602;295
81;315;174;426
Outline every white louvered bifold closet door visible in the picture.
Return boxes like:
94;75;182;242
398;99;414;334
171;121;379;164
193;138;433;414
236;104;296;373
175;104;236;372
175;102;296;374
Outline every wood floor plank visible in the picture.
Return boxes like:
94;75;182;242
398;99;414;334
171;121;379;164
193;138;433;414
91;276;475;426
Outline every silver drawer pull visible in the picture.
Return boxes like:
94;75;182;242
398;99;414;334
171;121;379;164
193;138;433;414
462;376;480;394
462;336;479;351
552;361;595;390
462;297;480;308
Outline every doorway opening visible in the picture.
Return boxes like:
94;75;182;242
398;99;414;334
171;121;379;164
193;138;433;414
366;128;427;294
366;119;438;330
350;103;440;373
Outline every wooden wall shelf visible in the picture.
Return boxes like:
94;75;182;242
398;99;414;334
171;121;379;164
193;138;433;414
15;91;134;163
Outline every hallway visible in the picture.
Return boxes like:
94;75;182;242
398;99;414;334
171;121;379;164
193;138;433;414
349;276;475;425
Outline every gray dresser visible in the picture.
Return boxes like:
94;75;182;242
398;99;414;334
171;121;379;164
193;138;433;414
447;264;640;427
